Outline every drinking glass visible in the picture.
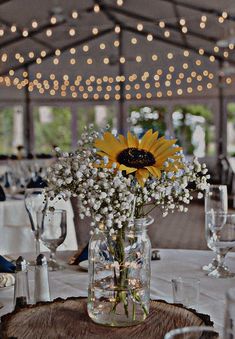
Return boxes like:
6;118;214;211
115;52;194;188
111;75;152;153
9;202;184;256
24;188;47;261
207;211;235;278
203;185;228;272
224;287;235;338
164;326;219;339
37;208;67;271
171;277;200;309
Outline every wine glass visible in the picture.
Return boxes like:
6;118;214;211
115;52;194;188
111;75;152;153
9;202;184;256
37;208;67;271
203;185;228;272
24;188;47;262
164;326;219;339
207;211;235;278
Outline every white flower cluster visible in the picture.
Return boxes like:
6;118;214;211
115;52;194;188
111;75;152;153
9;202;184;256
128;107;159;125
46;125;209;233
133;157;209;218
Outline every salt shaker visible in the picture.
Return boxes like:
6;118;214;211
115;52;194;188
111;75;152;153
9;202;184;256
14;256;30;308
34;254;50;303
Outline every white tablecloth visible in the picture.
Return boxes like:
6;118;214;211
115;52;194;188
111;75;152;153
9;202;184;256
0;197;78;254
0;249;234;336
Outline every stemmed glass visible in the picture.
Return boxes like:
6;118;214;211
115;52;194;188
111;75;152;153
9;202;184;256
37;208;67;271
203;185;228;272
24;188;47;262
207;211;235;278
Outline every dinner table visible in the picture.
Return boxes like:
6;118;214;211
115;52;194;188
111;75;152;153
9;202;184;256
0;248;234;337
0;195;78;255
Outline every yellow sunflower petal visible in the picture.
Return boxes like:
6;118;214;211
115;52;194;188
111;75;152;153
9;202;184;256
118;134;128;147
94;132;125;158
157;147;182;162
139;129;153;149
135;168;149;187
127;131;139;148
152;139;177;157
149;136;166;152
146;166;161;178
103;132;127;152
144;131;159;151
119;164;137;174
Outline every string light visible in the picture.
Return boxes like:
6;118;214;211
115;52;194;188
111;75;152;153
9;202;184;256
69;28;76;36
72;11;78;19
147;34;153;41
11;25;17;32
92;27;98;35
131;37;137;44
94;4;100;13
50;16;57;24
117;0;123;6
31;21;37;29
1;53;8;62
115;25;121;33
46;29;52;37
164;31;170;38
100;43;106;50
22;29;28;37
222;11;228;19
83;45;89;52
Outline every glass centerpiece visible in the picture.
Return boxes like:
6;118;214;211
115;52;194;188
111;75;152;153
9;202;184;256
46;125;209;327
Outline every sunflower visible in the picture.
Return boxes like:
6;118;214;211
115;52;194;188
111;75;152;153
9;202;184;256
94;129;182;187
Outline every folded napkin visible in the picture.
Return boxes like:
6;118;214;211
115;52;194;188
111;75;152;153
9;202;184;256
0;185;6;201
0;255;16;273
68;244;88;265
27;176;47;189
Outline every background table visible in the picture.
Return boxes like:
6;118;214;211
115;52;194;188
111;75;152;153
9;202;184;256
1;249;234;336
0;196;78;254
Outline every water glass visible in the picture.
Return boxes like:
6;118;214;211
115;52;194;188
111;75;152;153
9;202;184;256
224;287;235;338
207;212;235;278
164;326;219;339
24;188;47;261
203;185;228;272
37;208;67;271
172;277;200;309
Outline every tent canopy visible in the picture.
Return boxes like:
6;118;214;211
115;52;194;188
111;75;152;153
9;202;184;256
0;0;235;103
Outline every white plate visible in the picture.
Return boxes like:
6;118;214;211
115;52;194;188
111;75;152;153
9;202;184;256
78;260;88;271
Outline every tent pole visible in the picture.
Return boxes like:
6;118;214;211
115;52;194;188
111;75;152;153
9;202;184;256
218;60;227;181
118;29;125;134
23;67;34;157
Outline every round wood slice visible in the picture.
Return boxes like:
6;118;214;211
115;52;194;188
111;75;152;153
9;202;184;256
1;297;215;339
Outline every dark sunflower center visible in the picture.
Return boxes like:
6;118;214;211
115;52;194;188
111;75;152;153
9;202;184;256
117;148;155;168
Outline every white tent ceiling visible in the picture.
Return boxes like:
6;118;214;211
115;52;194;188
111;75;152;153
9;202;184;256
0;0;235;102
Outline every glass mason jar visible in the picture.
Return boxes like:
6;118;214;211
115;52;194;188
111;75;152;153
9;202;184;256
87;217;152;327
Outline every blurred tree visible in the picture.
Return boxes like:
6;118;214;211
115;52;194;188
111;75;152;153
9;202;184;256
34;107;71;153
0;108;14;154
